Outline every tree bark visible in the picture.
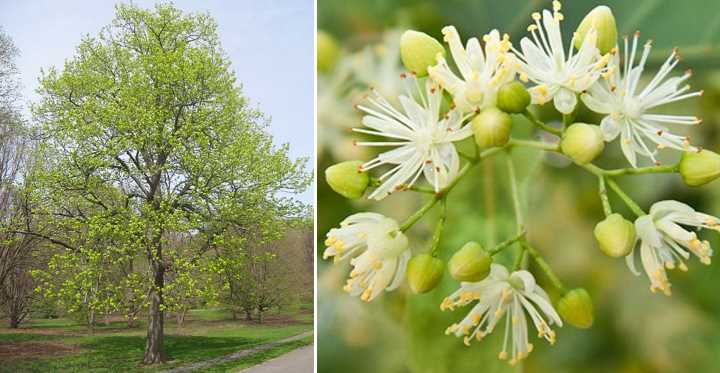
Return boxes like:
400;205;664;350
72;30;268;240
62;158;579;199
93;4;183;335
176;309;187;328
9;314;20;329
143;260;166;364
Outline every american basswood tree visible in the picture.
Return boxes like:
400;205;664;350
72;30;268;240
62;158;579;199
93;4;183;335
32;4;309;364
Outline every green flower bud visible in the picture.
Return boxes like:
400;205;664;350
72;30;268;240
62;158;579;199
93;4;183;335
561;123;605;164
317;30;340;73
574;5;617;55
497;82;531;114
407;254;444;294
449;241;492;282
400;30;445;77
557;288;594;329
471;107;512;149
679;149;720;187
593;214;636;258
325;160;369;199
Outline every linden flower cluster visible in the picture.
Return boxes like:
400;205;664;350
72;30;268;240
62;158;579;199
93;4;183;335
321;1;720;364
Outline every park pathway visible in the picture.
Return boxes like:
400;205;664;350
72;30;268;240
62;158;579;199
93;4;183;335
162;331;313;373
237;344;313;373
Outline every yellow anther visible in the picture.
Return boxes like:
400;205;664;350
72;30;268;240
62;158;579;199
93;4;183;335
553;0;562;11
498;351;508;360
532;12;541;21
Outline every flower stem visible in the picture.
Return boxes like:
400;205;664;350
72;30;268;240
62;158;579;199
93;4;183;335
600;163;679;176
522;241;567;294
430;198;447;256
505;152;524;232
488;230;526;256
606;178;646;217
509;138;560;152
400;197;440;232
483;160;497;247
399;147;506;232
522;109;562;136
513;246;527;270
597;176;612;217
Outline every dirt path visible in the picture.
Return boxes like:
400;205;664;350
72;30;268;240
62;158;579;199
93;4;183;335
162;331;313;373
237;344;313;373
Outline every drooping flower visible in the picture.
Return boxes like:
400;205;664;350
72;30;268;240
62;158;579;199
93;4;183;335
324;213;410;301
442;264;563;365
427;26;517;113
581;33;702;167
513;1;611;114
355;74;473;200
629;200;719;295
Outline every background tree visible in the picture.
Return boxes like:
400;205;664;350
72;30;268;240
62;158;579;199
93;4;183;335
31;3;309;364
0;27;45;329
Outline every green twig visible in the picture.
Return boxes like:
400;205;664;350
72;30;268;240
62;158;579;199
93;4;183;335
522;109;562;136
600;163;679;176
523;242;567;294
398;147;506;232
488;230;526;256
429;198;447;256
606;179;646;217
509;138;560;152
513;246;527;270
597;176;612;217
505;152;524;233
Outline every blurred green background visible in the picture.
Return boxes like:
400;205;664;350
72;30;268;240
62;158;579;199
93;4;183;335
317;1;720;372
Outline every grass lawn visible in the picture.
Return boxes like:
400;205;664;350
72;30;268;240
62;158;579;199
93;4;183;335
0;305;313;373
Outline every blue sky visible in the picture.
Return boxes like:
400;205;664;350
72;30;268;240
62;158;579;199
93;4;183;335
0;0;314;202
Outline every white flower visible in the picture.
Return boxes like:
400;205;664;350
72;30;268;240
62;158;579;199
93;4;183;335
581;33;703;167
442;264;562;365
324;212;410;302
355;75;473;200
513;1;610;114
350;30;405;101
629;200;719;295
427;26;516;113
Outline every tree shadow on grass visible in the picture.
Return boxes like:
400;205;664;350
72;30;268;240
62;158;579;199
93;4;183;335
1;334;269;372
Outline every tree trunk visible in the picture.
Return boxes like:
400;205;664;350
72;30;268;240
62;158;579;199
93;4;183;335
176;309;187;328
9;314;20;329
245;309;253;321
258;309;264;324
143;261;166;364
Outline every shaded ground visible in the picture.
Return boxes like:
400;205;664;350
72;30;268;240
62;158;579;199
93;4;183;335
0;304;313;372
163;332;313;373
0;341;81;361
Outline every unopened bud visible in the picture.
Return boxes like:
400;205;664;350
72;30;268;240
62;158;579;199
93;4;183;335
471;107;512;149
557;288;594;329
400;30;445;77
593;214;636;258
325;160;369;199
679;149;720;187
407;254;444;294
561;123;605;164
317;30;340;73
575;6;617;54
449;241;492;282
497;82;531;114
